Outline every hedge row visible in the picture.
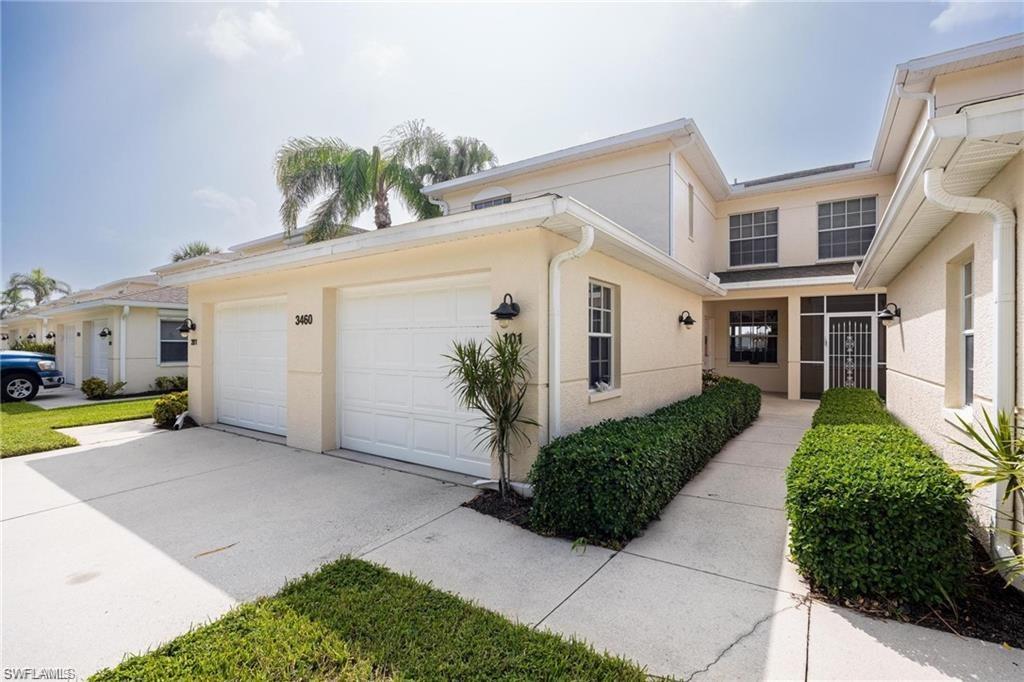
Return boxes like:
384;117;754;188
786;392;971;605
529;377;761;544
811;387;896;427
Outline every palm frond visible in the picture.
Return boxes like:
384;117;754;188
274;137;354;233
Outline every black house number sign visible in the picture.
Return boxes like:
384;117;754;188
294;314;314;326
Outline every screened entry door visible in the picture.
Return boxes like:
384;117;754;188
826;315;874;390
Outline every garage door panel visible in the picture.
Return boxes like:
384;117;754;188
339;275;492;477
215;299;287;436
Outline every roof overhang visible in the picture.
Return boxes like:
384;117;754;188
722;274;856;291
855;94;1023;289
159;195;726;297
152;253;239;275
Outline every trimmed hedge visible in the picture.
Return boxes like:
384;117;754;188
153;391;188;428
529;377;761;543
812;387;896;427
786;423;971;605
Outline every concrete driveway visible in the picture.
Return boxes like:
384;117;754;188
4;396;1023;680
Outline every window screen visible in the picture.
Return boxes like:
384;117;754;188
729;210;778;266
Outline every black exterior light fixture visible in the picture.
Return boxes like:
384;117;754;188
678;310;696;328
178;318;197;339
98;327;112;338
26;332;37;341
490;294;520;329
45;331;56;340
1;334;7;341
877;302;901;327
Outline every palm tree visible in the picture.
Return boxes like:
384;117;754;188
171;240;220;262
8;268;72;306
274;121;496;243
1;282;28;319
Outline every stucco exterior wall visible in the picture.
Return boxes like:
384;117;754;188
672;152;718;277
702;297;789;394
440;144;673;252
885;153;1022;522
713;176;897;272
933;57;1024;118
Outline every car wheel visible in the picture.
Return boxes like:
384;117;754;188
2;374;39;402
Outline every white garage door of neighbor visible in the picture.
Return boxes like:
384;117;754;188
215;298;288;436
338;274;493;477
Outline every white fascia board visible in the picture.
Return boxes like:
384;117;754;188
726;161;877;200
152;254;236;275
36;299;188;316
898;33;1024;82
422;119;693;196
722;275;855;291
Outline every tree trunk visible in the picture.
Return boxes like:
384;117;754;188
374;189;391;229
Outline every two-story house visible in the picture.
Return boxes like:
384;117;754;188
155;34;1023;492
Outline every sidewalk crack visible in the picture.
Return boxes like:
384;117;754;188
688;595;809;680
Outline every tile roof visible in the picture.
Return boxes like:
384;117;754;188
715;262;856;284
112;286;187;305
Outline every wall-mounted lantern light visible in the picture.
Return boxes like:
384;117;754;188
26;332;37;341
490;294;520;329
1;334;8;341
98;327;112;338
177;318;197;339
45;332;56;340
678;310;696;328
877;302;901;327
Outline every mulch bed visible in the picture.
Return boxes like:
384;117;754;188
462;489;534;529
815;538;1024;650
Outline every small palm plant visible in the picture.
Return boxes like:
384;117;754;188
446;333;537;499
951;409;1024;585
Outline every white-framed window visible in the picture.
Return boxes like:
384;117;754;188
159;318;188;364
817;196;877;260
687;182;695;240
588;281;615;390
962;261;973;405
471;194;511;210
728;209;778;267
729;310;779;364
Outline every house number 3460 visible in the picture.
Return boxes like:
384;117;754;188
294;314;314;325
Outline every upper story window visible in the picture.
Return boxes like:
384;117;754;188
159;318;188;364
817;196;877;260
471;194;511;210
588;281;616;391
729;209;778;267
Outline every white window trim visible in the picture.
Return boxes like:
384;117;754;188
816;195;878;261
961;261;974;406
157;316;188;366
588;280;617;393
687;182;695;242
727;208;780;269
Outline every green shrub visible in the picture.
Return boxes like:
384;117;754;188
812;387;896;427
786;424;971;604
153;375;188;392
80;377;127;400
529;378;761;543
153;391;188;428
9;340;56;355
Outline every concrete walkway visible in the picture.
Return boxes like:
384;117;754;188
31;385;154;410
3;396;1022;680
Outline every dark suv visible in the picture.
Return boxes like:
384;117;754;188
0;350;65;401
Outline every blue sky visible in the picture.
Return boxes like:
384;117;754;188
2;1;1021;290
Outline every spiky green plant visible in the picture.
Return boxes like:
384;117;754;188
445;333;537;499
951;409;1024;585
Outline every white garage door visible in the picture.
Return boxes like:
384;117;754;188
338;274;492;477
215;298;287;436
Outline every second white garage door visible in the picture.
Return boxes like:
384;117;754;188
338;274;492;477
215;298;288;436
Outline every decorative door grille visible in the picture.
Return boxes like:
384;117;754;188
828;316;872;390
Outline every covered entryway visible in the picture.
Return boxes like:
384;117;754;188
88;319;111;382
214;298;287;436
337;273;492;477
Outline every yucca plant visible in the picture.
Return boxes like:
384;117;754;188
446;333;537;499
952;409;1024;585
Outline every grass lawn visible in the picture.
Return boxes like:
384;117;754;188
92;558;645;681
0;398;159;458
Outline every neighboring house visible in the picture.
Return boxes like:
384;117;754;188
0;275;189;393
154;34;1023;486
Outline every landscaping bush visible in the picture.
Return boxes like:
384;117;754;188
529;377;761;544
786;423;971;604
812;387;896;427
80;377;127;400
9;340;56;355
153;375;188;392
153;391;188;428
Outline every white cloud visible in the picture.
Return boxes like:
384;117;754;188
930;1;1021;33
199;5;302;62
192;187;260;238
356;40;406;77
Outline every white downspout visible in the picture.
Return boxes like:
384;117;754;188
119;305;129;386
427;195;449;216
668;134;695;259
548;223;595;442
923;167;1017;563
896;83;936;120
